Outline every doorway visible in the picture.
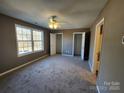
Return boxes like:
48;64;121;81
92;18;104;77
72;32;85;60
74;34;82;56
56;33;63;54
50;33;63;55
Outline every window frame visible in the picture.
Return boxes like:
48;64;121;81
15;24;44;57
33;30;44;52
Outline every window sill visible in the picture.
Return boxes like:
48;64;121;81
18;50;44;57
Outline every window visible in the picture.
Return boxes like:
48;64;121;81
15;25;44;56
16;26;32;55
33;30;44;51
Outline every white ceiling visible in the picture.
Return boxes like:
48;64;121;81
0;0;107;29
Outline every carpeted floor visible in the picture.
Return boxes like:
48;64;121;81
0;55;97;93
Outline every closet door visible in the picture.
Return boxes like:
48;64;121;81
50;33;56;55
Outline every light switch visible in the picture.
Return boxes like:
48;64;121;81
122;36;124;45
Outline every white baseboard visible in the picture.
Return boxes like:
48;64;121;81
97;85;101;93
0;54;49;77
62;54;73;57
88;61;92;72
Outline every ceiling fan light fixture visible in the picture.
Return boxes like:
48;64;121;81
48;16;59;29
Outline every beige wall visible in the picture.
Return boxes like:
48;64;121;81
89;0;124;93
0;14;50;73
57;28;90;55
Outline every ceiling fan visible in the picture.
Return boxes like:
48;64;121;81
48;16;58;29
48;15;69;30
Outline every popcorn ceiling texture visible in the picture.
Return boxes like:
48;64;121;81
0;0;107;29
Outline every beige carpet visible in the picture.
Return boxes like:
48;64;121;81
0;55;97;93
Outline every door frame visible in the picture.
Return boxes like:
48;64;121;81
56;33;63;55
72;32;85;60
92;18;104;73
